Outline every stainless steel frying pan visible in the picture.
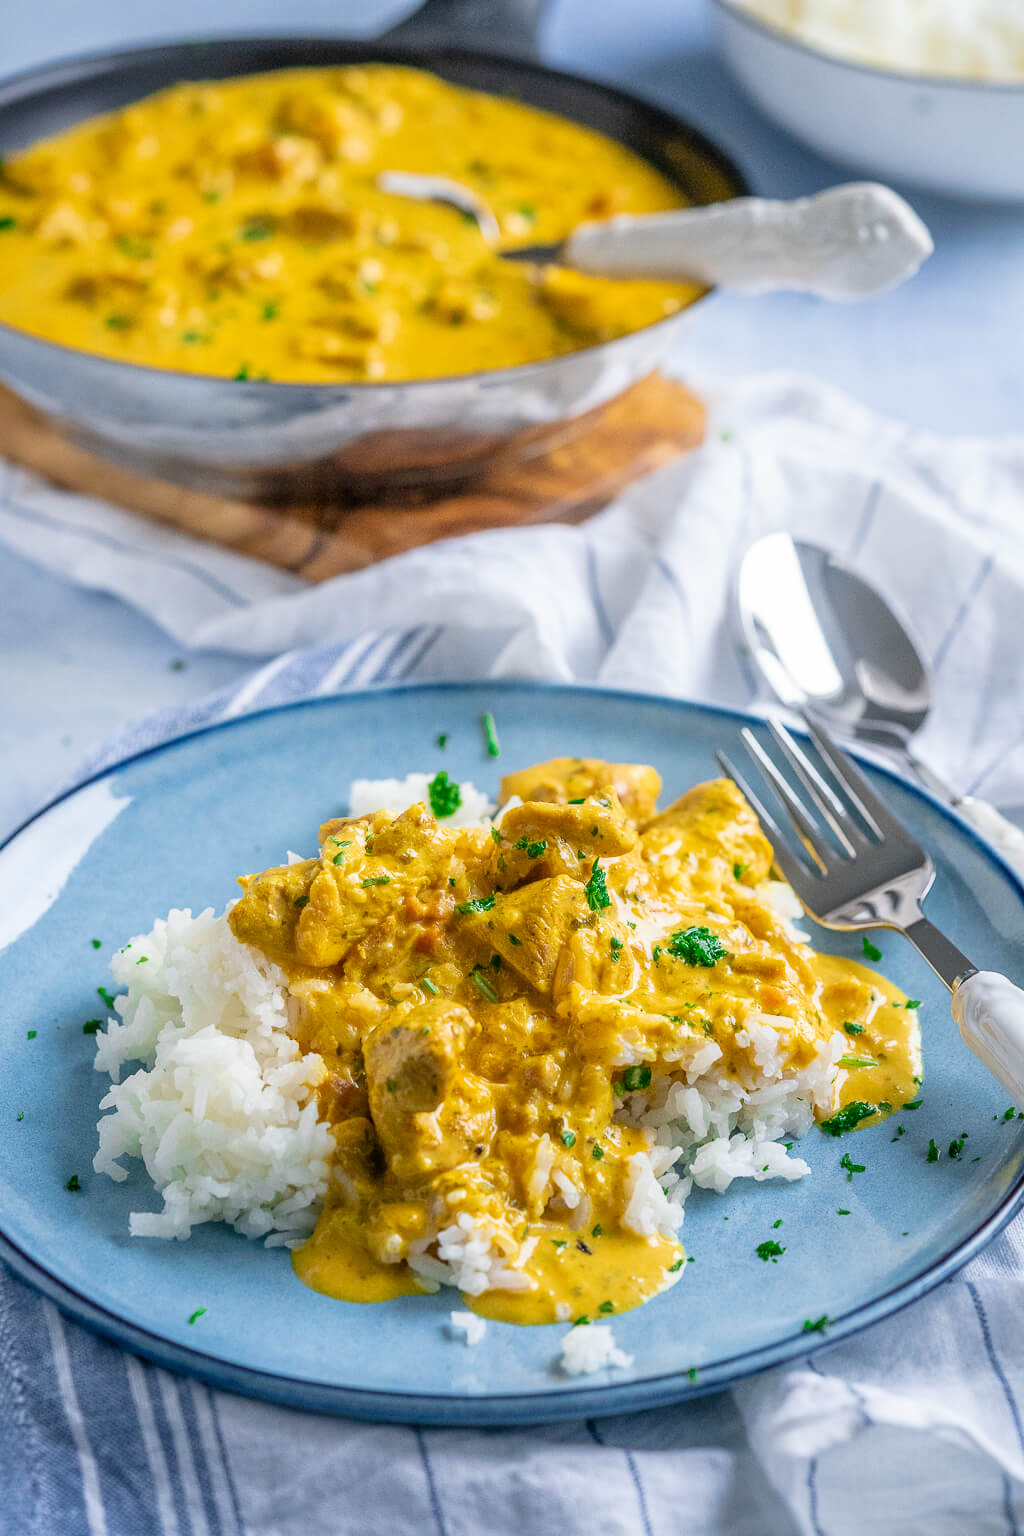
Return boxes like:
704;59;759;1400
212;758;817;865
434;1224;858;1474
0;0;747;498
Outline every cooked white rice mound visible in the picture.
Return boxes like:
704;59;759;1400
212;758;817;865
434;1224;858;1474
349;772;494;828
93;908;333;1242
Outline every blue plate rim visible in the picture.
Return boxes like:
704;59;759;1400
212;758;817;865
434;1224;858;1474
3;678;1023;1425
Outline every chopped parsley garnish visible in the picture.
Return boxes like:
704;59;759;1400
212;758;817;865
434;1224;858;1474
861;935;883;962
821;1102;878;1137
188;1308;206;1325
840;1151;866;1181
385;1077;397;1093
115;233;152;259
293;895;309;908
428;770;462;819
668;1258;684;1272
592;1224;603;1237
668;926;727;967
481;711;500;758
65;1175;81;1192
733;863;748;880
361;876;391;887
948;1133;968;1160
82;1020;102;1035
0;216;18;231
584;860;611;911
16;1111;24;1122
514;837;547;859
105;313;132;330
621;1065;652;1092
239;216;275;241
552;1239;567;1250
903;1099;922;1110
904;999;922;1009
507;933;521;946
98;986;116;1010
652;944;662;964
891;1126;906;1140
803;1315;829;1334
233;365;251;381
26;1030;36;1040
568;797;586;805
772;1219;783;1229
90;938;102;949
456;894;495;914
331;841;353;865
843;1021;865;1036
687;1366;699;1382
927;1139;940;1162
837;1208;850;1215
609;936;624;961
261;300;279;321
592;1145;604;1160
490;827;502;845
1004;1106;1018;1122
838;1055;875;1069
560;1129;576;1148
755;1239;785;1263
421;976;440;997
471;970;498;1003
598;1301;615;1314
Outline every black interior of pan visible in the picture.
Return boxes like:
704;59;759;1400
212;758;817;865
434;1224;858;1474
0;36;749;206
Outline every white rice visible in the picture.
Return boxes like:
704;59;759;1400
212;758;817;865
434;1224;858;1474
449;1311;488;1347
92;908;332;1242
349;772;494;828
731;0;1024;82
91;774;844;1318
559;1324;634;1375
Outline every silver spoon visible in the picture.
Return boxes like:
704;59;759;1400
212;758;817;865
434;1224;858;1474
735;532;1024;877
375;174;932;300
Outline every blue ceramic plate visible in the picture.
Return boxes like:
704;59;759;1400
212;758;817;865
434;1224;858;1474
1;682;1023;1426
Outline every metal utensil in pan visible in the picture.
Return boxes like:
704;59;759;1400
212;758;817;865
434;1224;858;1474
0;0;747;498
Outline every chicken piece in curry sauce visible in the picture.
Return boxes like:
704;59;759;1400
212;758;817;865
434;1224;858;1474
228;757;922;1324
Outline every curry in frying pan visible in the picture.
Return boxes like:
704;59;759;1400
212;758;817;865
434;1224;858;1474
0;65;705;383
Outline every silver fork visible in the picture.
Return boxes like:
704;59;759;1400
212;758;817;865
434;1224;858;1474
717;713;1024;1104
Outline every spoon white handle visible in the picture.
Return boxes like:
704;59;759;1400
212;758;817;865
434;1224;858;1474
563;182;933;299
953;971;1024;1107
954;797;1024;884
901;748;1024;882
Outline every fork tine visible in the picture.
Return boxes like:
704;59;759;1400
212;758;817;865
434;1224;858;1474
715;748;822;888
739;728;834;873
766;717;860;858
801;712;909;842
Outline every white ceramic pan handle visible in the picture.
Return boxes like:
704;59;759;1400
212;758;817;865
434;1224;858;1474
562;182;933;299
953;972;1024;1107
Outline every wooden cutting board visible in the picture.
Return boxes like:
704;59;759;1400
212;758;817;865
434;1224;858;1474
0;372;704;582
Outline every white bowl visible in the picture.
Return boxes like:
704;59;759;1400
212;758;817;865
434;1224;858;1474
712;0;1024;202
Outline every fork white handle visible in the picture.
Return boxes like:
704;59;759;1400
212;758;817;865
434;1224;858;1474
563;182;933;299
952;972;1024;1107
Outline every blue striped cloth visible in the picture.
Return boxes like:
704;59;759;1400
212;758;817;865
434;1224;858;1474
5;372;1024;1534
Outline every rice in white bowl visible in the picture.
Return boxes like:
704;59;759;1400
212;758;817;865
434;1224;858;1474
91;771;843;1336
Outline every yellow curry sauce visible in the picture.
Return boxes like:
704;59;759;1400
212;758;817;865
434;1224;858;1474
0;66;704;382
227;759;921;1325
